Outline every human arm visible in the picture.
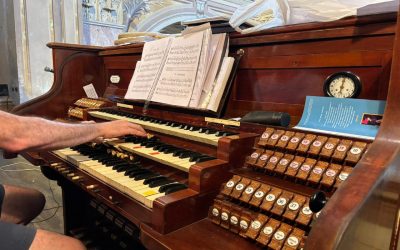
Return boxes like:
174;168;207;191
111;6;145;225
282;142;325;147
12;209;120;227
0;111;146;153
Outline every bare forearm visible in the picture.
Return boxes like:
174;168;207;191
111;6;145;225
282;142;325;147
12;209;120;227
0;111;146;153
4;116;102;152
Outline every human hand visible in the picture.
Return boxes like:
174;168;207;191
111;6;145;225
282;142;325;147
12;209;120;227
96;120;146;138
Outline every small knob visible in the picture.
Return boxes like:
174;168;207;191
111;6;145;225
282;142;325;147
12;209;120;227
309;191;327;213
71;176;82;181
44;66;54;73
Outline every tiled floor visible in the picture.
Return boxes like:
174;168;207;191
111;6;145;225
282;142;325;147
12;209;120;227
0;151;64;234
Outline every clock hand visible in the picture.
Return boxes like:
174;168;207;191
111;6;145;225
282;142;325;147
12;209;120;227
339;78;347;95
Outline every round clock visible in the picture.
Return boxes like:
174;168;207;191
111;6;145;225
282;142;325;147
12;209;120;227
323;72;362;98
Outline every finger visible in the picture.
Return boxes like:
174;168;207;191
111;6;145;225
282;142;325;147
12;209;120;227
130;128;147;137
129;123;146;133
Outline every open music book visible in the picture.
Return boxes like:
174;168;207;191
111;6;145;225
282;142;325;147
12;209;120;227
125;24;234;112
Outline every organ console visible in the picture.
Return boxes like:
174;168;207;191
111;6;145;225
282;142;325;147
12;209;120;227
11;10;400;250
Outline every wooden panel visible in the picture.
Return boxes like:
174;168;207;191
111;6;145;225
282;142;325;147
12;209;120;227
243;36;394;57
234;67;386;104
103;55;140;69
12;48;105;119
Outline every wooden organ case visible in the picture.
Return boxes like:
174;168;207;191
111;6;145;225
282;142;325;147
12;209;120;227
11;11;400;250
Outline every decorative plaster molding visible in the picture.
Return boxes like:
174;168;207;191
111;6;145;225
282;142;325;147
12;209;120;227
136;5;197;31
133;0;247;32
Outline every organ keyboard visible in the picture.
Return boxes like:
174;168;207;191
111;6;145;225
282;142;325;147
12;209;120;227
55;144;188;208
10;11;400;250
89;109;237;146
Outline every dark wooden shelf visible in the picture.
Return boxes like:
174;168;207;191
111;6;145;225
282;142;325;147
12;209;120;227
141;219;261;250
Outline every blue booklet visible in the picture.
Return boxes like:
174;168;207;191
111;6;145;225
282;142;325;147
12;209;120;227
294;96;386;140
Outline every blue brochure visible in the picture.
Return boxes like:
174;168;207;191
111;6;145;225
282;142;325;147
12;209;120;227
294;96;386;140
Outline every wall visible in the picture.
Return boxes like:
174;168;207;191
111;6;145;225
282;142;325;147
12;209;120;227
0;0;248;104
82;0;124;46
0;0;18;103
0;0;82;105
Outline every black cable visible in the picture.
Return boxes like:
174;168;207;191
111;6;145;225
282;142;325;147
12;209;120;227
31;180;63;223
31;206;61;223
48;179;61;207
43;206;62;211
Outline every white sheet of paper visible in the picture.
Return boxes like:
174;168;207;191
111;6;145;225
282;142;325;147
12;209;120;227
207;57;235;112
198;33;227;107
83;84;98;98
124;37;172;100
151;31;204;107
189;28;212;108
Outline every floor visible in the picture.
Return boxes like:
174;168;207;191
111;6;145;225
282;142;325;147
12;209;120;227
0;151;64;234
0;101;64;234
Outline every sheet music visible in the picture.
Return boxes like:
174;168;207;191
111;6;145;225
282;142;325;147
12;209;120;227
124;37;172;100
198;33;227;106
189;28;212;108
83;83;98;98
207;57;235;112
151;31;204;106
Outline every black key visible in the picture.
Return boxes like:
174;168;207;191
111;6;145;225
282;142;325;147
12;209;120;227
104;160;124;166
146;142;164;148
159;145;175;153
143;176;166;185
172;149;188;157
178;151;195;159
215;131;238;137
205;129;217;135
189;153;203;162
153;143;167;151
124;168;144;176
134;172;158;181
189;126;200;131
142;141;159;148
182;125;191;130
196;156;216;163
128;169;151;178
164;147;179;154
158;183;183;193
115;165;131;172
165;185;187;195
198;127;208;133
112;163;129;170
92;155;110;160
149;179;175;188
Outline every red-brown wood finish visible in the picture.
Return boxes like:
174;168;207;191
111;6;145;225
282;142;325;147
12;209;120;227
140;13;400;250
10;12;400;250
13;45;105;119
307;9;400;250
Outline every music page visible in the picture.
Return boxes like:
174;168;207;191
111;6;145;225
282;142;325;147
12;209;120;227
207;57;235;112
189;29;211;108
124;37;172;100
198;33;227;107
151;31;204;106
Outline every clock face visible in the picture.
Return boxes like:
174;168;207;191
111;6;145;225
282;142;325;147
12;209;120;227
324;72;361;98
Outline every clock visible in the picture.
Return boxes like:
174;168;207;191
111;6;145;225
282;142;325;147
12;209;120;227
323;72;362;98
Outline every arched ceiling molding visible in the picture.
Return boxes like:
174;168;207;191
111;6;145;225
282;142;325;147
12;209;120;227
136;6;199;32
135;0;246;32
